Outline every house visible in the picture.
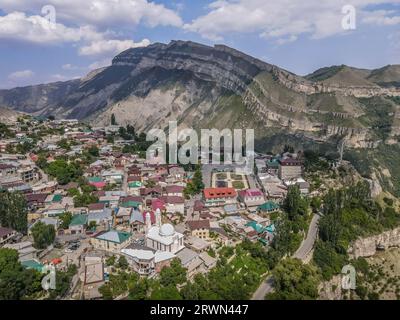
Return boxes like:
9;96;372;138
165;185;184;197
3;241;37;261
187;220;211;240
114;207;132;225
238;188;265;209
278;158;303;180
91;229;132;253
121;247;175;275
0;227;18;246
266;159;280;175
160;196;185;214
203;187;237;207
25;193;48;211
87;208;113;229
82;256;105;300
257;201;280;214
68;214;88;235
88;202;106;214
176;247;205;279
101;169;124;185
199;252;217;270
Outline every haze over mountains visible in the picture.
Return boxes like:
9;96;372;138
0;40;399;197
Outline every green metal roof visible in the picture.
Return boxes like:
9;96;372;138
89;176;102;183
121;201;141;208
257;201;279;212
52;194;63;202
21;260;44;272
128;181;142;188
69;214;88;227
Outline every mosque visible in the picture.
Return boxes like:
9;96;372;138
145;208;184;254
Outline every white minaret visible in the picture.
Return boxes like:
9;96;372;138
145;212;152;233
155;208;162;228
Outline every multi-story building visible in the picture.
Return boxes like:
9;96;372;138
278;158;303;180
203;187;237;207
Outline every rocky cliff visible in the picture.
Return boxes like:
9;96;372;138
349;227;400;258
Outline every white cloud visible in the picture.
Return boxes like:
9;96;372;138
184;0;400;43
0;12;107;44
62;64;79;70
0;0;183;29
79;38;151;56
362;10;400;26
8;69;34;80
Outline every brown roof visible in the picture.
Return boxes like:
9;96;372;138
160;196;184;204
187;220;210;231
165;185;184;194
88;203;105;211
26;193;49;203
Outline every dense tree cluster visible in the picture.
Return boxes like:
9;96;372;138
45;159;83;185
0;248;44;299
31;221;56;249
314;181;400;280
0;191;28;233
266;258;320;300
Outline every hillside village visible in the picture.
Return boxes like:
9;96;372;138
0;114;315;299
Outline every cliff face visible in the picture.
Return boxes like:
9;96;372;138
349;227;400;258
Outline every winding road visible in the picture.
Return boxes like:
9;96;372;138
251;213;321;300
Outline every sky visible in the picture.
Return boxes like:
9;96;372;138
0;0;399;89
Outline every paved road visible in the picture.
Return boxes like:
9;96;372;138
251;213;320;300
293;213;320;261
252;276;274;300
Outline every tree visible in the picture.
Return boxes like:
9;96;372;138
0;248;43;300
99;284;113;300
282;185;309;220
111;113;117;126
87;145;99;157
106;255;116;267
117;256;129;270
150;285;182;300
0;191;28;233
31;221;55;249
266;258;320;300
159;259;187;287
46;159;82;185
129;279;148;300
184;165;204;197
73;193;98;207
59;212;73;230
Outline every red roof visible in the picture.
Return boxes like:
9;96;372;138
203;187;237;199
151;198;166;211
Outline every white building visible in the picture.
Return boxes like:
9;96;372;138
145;209;184;254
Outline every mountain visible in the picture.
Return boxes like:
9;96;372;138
0;40;399;195
306;64;400;88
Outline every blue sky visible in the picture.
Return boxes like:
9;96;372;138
0;0;399;89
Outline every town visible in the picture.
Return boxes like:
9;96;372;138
0;114;314;299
